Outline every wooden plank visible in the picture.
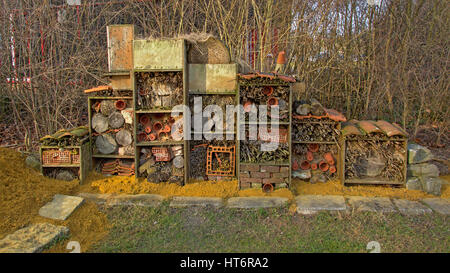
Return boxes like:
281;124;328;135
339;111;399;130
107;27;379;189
133;39;184;70
188;64;237;93
109;74;132;90
107;25;134;72
344;178;404;185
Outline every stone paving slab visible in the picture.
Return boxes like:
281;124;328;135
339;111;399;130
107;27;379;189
0;223;69;253
392;199;432;215
421;198;450;215
39;194;84;220
226;197;288;209
106;194;164;207
170;196;224;208
77;193;113;204
296;195;347;215
347;196;397;213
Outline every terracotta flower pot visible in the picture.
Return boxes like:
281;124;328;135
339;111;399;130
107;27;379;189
319;161;329;172
262;183;274;193
114;100;126;110
144;125;152;134
300;160;311;170
292;159;299;171
153;121;163;132
267;97;279;106
139;115;150;126
306;151;314;161
324;152;335;165
262;86;274;96
329;165;337;174
147;133;156;141
311;162;318;170
307;143;319;153
137;132;147;142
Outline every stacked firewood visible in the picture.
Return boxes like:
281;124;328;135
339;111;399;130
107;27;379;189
91;99;134;156
136;72;183;110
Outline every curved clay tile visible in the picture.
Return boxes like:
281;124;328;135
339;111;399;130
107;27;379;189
277;74;296;83
324;108;347;122
374;120;406;137
357;120;383;135
341;121;363;136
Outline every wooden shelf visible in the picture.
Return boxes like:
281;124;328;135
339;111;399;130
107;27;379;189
189;91;237;95
136;141;184;146
135;109;181;114
42;164;80;168
92;154;135;159
245;121;290;125
103;71;130;77
134;68;183;72
240;161;290;166
239;83;290;87
89;96;132;100
293;141;337;144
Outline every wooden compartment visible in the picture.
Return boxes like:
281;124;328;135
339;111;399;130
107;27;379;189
339;120;408;186
40;140;91;184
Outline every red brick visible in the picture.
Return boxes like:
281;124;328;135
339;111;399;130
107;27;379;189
241;177;262;183
272;171;289;178
240;164;260;172
240;171;250;178
280;167;289;172
251;171;271;178
262;178;284;184
260;165;280;173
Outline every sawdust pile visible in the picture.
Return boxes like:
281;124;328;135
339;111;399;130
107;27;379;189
238;188;294;200
0;148;109;252
292;179;442;201
41;202;110;253
87;174;239;198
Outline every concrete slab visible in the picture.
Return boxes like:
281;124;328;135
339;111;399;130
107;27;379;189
421;198;450;215
392;199;432;215
170;196;224;208
0;223;69;253
106;194;164;207
77;192;112;204
296;195;347;215
39;194;84;220
347;196;397;213
226;197;288;209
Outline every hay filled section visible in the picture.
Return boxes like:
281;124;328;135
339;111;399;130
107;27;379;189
340;120;408;185
238;73;294;191
291;99;346;183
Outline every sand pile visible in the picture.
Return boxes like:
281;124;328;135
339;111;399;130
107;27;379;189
0;148;109;252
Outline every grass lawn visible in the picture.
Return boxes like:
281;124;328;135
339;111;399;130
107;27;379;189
90;202;449;253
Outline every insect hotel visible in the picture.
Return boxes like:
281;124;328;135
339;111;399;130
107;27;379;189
38;24;409;192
